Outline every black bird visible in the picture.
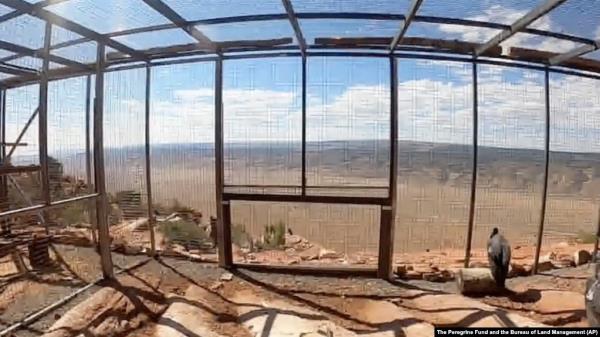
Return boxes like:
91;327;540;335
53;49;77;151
487;227;511;288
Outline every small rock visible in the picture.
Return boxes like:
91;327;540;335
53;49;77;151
54;313;61;320
209;282;223;291
285;247;296;254
318;249;339;260
219;272;233;281
555;242;570;248
536;260;554;272
574;250;592;266
405;270;422;280
423;272;445;282
535;291;583;314
396;265;407;277
552;258;574;269
285;234;302;246
509;263;530;277
287;259;299;265
469;261;488;268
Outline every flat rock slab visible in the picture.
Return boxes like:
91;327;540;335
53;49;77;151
347;298;434;337
155;291;225;337
232;289;359;337
534;291;584;314
408;291;548;328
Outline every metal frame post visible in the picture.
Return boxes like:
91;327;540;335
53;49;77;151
215;57;232;268
301;55;307;195
39;22;51;233
464;60;479;268
144;63;156;256
85;74;97;244
93;44;114;279
377;56;398;280
533;67;551;274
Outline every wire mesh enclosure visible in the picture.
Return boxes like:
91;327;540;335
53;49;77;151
0;0;600;332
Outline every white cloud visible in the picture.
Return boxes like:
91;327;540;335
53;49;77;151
436;4;579;54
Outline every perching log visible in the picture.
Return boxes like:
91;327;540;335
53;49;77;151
456;268;502;295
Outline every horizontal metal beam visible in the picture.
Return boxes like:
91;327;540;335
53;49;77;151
0;11;593;66
0;193;98;218
141;0;216;50
0;0;147;60
550;42;600;66
476;0;567;56
0;0;69;25
223;192;390;205
0;63;35;76
389;0;423;51
0;39;90;70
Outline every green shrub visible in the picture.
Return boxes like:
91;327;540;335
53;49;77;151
262;221;286;249
158;220;207;242
232;224;252;248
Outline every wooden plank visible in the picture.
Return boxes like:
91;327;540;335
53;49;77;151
476;0;567;56
141;0;215;50
316;37;503;56
389;0;423;51
0;165;40;175
550;43;597;66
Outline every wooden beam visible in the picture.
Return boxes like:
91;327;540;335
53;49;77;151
0;0;147;61
0;165;39;175
141;0;216;50
93;44;114;279
316;37;503;56
0;39;90;70
281;0;307;56
510;46;600;73
550;42;600;66
106;38;293;61
475;0;567;56
389;0;423;52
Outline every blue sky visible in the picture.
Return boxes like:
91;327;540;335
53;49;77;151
2;0;600;163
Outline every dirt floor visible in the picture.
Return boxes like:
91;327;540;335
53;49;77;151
2;250;593;336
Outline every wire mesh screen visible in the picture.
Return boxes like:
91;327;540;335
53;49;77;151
47;76;91;202
544;73;600;247
0;201;101;332
3;84;42;215
150;61;216;259
306;57;389;197
223;57;302;195
473;65;546;251
230;201;380;266
104;68;150;258
395;59;473;255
